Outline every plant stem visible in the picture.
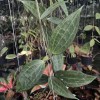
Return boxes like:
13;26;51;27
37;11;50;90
23;92;28;100
8;0;20;70
35;0;46;49
35;0;55;99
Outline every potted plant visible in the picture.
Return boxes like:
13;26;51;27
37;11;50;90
78;12;100;69
66;44;78;70
5;52;32;66
79;42;92;66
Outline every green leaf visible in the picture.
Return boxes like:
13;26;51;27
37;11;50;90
52;54;64;72
0;78;6;84
68;45;76;57
43;56;49;62
84;25;93;31
95;26;100;35
55;70;96;87
40;1;67;19
21;32;28;38
6;54;16;59
80;42;90;54
0;47;8;57
68;45;75;53
28;30;37;38
48;76;77;99
16;60;45;92
36;74;48;85
90;39;95;47
58;0;68;16
48;7;82;54
47;17;62;24
96;13;100;19
18;0;44;19
18;0;37;18
94;38;100;44
45;28;52;45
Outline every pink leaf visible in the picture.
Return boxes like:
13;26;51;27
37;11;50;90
0;87;8;92
0;76;13;92
43;64;66;76
43;64;53;76
7;79;13;89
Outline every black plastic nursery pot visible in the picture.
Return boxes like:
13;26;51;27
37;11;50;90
67;55;77;65
7;54;26;66
40;47;46;57
0;57;4;65
14;54;26;66
81;56;92;66
77;38;84;45
0;56;7;66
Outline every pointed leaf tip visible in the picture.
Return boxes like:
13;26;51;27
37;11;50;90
48;7;82;54
55;70;96;87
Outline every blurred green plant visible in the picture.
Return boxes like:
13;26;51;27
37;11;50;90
82;12;100;55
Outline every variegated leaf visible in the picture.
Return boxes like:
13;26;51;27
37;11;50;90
16;60;45;92
18;0;44;19
47;17;62;24
55;70;96;87
58;0;68;16
41;1;67;19
48;7;82;54
52;54;64;72
48;76;77;99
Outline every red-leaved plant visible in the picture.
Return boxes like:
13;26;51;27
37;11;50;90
0;75;13;92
